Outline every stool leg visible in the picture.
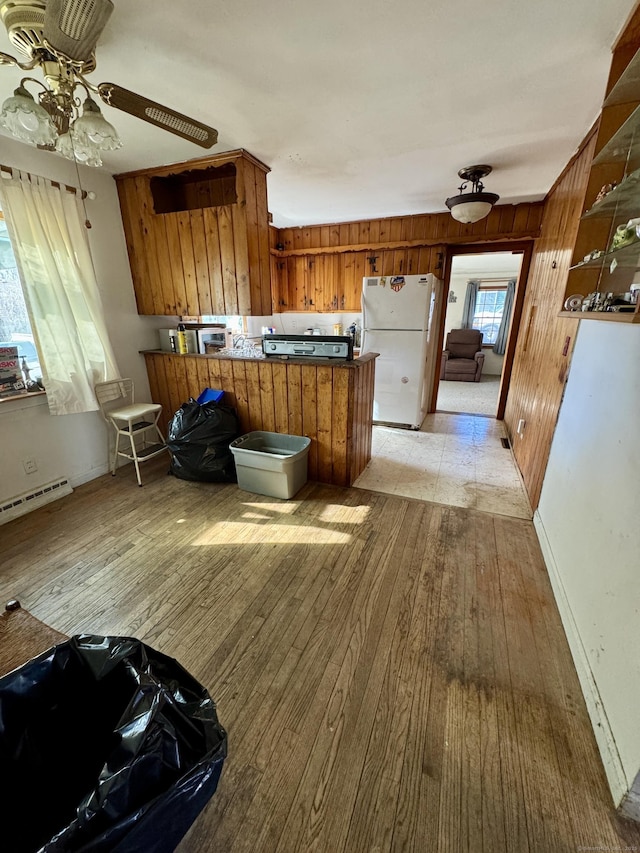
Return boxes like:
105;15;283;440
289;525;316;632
111;423;120;476
153;411;166;445
127;424;143;487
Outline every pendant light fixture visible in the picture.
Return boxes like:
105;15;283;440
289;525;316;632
445;165;500;224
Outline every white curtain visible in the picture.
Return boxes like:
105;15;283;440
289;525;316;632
0;170;120;415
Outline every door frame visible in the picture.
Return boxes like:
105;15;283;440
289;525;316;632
428;240;534;419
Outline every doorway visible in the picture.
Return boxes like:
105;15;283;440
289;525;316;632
431;244;532;420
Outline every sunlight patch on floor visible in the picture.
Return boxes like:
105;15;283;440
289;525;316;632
192;523;353;545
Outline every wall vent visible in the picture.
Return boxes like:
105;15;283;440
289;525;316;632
0;478;73;525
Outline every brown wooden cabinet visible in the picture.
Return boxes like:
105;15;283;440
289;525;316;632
115;149;272;317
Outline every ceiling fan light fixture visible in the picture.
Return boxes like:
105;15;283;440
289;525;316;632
55;128;102;166
71;95;121;151
445;165;500;224
0;0;218;164
0;84;56;145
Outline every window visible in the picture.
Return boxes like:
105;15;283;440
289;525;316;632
0;211;42;396
472;287;506;346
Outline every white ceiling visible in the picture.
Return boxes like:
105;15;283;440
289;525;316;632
0;0;637;227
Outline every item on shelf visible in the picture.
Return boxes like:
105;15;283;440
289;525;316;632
594;182;617;203
583;249;604;263
609;223;637;252
564;294;584;311
582;292;603;312
627;216;640;239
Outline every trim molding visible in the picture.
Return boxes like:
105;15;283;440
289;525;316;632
533;510;629;809
620;772;640;822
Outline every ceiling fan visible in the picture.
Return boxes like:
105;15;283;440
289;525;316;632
0;0;218;165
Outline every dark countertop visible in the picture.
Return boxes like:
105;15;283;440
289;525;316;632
141;350;379;368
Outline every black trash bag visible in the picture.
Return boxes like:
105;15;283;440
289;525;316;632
0;635;227;853
167;398;240;482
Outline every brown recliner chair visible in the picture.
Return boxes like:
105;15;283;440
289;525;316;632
440;329;485;382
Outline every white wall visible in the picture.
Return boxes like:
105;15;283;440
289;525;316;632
245;311;362;338
0;137;170;506
535;320;640;809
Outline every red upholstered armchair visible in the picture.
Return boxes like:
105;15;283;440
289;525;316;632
440;329;485;382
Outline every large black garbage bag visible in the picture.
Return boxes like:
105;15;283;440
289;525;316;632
0;635;227;853
167;398;240;482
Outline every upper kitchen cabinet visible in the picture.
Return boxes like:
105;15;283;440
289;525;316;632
560;43;640;322
115;149;272;316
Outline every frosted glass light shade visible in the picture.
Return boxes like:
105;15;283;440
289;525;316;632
0;86;56;146
71;97;121;151
445;191;499;224
449;199;494;223
56;131;103;167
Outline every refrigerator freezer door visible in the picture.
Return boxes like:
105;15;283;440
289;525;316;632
366;329;429;428
362;274;433;331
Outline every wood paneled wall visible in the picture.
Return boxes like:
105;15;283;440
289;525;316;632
144;352;376;486
504;132;597;509
115;150;272;317
272;203;544;312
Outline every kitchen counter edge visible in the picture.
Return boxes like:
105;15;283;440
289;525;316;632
140;350;379;368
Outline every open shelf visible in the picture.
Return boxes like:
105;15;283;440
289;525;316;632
604;45;640;106
569;239;640;271
592;102;640;165
558;309;640;323
582;167;640;218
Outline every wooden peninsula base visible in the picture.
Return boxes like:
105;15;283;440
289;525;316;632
143;351;378;487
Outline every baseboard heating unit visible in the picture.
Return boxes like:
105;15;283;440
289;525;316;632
0;478;73;525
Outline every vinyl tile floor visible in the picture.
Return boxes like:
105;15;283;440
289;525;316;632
353;412;532;518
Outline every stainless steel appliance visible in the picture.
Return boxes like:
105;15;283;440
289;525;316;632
262;335;353;360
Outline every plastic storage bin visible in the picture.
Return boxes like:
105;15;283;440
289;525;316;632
197;387;224;404
230;431;311;499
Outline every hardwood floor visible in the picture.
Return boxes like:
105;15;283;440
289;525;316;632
2;458;638;852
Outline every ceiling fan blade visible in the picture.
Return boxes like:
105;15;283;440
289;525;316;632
43;0;113;63
98;83;218;148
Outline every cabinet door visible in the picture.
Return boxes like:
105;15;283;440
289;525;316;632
309;254;342;311
342;251;368;311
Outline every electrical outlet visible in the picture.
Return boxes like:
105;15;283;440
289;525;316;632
23;457;38;474
290;317;298;330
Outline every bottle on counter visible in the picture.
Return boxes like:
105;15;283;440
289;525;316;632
177;323;188;354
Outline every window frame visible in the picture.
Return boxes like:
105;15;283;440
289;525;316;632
472;283;508;348
0;208;45;402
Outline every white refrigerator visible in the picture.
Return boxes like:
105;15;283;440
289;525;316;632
361;273;441;429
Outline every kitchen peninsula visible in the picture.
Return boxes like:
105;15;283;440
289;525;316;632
143;351;378;487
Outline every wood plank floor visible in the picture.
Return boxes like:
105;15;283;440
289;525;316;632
2;458;638;852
